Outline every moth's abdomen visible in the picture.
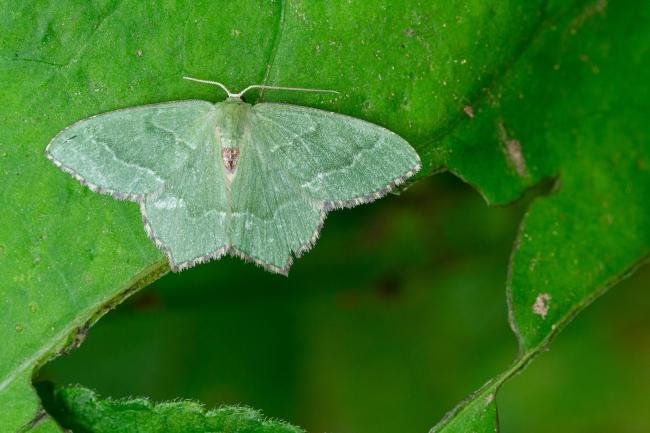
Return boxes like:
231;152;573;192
221;147;240;171
214;101;252;177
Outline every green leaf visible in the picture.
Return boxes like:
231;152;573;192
0;1;548;430
1;0;647;432
431;0;650;430
37;383;303;433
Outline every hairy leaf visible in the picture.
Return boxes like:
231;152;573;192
38;383;303;433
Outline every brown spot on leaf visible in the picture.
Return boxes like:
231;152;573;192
497;120;528;177
569;0;608;34
532;293;551;319
404;28;416;37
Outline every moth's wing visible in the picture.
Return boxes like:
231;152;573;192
47;100;230;271
249;103;421;209
229;119;323;274
141;108;230;270
46;100;216;200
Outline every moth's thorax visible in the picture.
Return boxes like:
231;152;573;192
214;100;251;180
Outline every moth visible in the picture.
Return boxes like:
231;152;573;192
46;78;421;274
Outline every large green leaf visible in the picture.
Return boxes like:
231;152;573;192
1;1;546;430
431;1;650;431
1;0;647;432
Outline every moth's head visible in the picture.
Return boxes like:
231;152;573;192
182;76;339;102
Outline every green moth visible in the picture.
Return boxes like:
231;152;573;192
46;78;421;274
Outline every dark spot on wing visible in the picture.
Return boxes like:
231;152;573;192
221;148;240;171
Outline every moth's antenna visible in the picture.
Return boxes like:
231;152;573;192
236;84;339;98
183;77;234;98
183;76;339;99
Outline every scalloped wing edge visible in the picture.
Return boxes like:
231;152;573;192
46;131;421;275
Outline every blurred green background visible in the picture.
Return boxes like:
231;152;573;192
38;174;650;433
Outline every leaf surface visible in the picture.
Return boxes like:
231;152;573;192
0;0;647;432
38;384;303;433
0;1;546;429
431;0;650;430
